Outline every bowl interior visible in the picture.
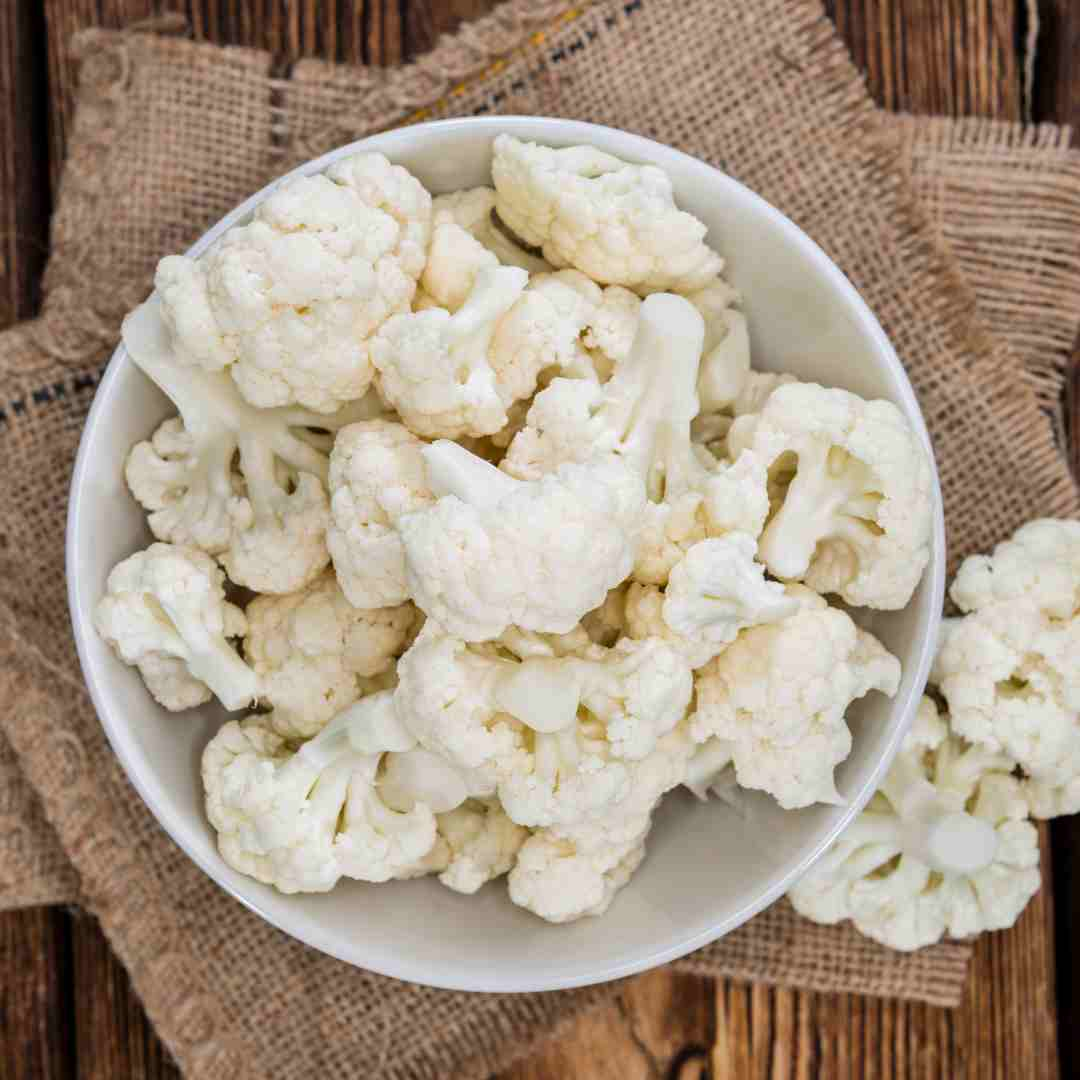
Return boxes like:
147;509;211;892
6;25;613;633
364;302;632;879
68;117;945;992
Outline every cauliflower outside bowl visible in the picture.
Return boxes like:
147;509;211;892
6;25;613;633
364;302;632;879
67;117;945;993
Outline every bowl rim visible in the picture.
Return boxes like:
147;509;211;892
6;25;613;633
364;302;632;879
66;114;947;992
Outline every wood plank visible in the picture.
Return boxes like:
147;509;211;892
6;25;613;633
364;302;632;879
1032;0;1080;134
826;0;1025;119
0;908;73;1080
1032;7;1080;1080
503;972;715;1080
0;0;50;323
69;910;180;1080
0;7;70;1080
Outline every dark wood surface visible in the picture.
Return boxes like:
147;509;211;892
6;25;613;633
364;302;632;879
0;1;1077;1077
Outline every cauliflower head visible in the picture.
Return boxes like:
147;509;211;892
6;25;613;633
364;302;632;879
244;571;418;737
157;152;431;413
431;798;529;895
95;542;257;712
508;812;650;923
625;534;796;669
728;382;933;609
371;265;528;438
393;626;528;786
326;419;436;609
202;694;442;892
123;297;377;593
692;589;901;808
932;519;1080;817
491;135;723;294
496;637;693;829
789;697;1040;950
398;439;645;640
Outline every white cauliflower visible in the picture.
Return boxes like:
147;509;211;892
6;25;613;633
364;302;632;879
398;438;644;640
395;622;691;831
95;542;257;712
508;812;650;923
931;519;1080;817
393;626;528;788
625;534;796;668
499;377;615;482
326;419;436;609
502;293;767;584
692;588;901;809
432;186;552;273
496;637;693;828
686;278;750;412
789;698;1040;951
123;297;376;593
202;692;441;892
491;135;723;294
420;223;499;312
157;152;431;413
371;265;528;438
492;269;641;396
244;571;417;737
431;798;529;895
728;382;933;609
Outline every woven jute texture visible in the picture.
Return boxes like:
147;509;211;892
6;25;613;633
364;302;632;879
3;0;1080;1075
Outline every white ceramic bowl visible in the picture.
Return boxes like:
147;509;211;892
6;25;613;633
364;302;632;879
67;117;945;992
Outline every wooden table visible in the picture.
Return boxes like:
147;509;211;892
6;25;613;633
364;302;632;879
2;2;1079;1076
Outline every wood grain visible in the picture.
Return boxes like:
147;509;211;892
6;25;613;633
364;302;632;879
0;0;49;324
1;1;1076;1078
0;908;73;1080
1034;7;1080;1078
69;912;181;1080
827;0;1026;119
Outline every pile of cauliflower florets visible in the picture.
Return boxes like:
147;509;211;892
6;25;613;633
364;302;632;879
790;518;1080;950
96;136;938;925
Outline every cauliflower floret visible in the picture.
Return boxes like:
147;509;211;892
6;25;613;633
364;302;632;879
931;519;1080;817
202;693;441;892
491;135;723;294
502;293;763;584
431;798;529;895
393;626;528;786
371;265;528;438
692;589;901;808
398;438;644;640
244;572;417;737
157;153;431;413
492;270;641;397
95;542;257;712
508;812;650;923
625;535;796;669
496;637;693;828
728;382;933;610
394;622;691;831
686;278;750;412
420;223;499;312
326;419;436;608
499;377;615;481
122;297;378;593
789;697;1040;951
432;186;552;273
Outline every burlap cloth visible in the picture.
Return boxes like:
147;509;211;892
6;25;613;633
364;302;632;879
2;0;1080;1075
